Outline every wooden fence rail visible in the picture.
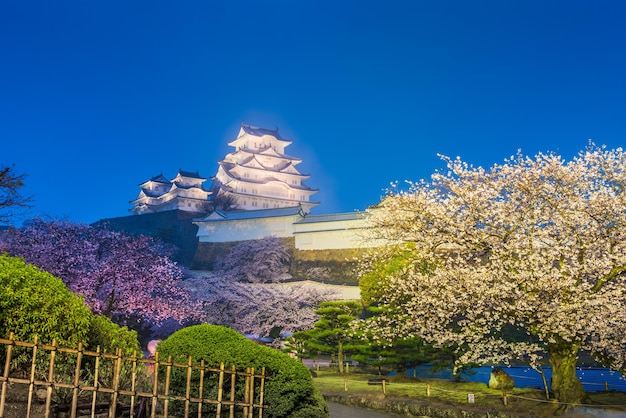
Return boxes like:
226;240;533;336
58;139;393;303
0;333;267;418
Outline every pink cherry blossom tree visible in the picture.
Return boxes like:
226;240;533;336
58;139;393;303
214;236;291;283
358;144;626;408
182;273;336;342
0;219;197;326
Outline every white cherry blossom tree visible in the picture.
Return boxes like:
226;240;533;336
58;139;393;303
358;144;626;407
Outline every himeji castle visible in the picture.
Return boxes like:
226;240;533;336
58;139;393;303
210;123;319;213
126;121;376;274
130;170;211;215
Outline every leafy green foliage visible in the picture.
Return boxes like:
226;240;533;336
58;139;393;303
87;315;141;355
0;254;92;346
157;324;328;418
358;243;435;306
291;301;362;373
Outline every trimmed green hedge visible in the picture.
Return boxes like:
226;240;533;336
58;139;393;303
157;324;329;418
0;254;92;346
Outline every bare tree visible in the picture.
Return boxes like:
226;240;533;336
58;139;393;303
0;165;31;224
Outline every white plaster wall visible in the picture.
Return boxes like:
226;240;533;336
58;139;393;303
196;214;301;242
293;218;374;250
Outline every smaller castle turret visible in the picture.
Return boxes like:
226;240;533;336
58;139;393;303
130;170;211;215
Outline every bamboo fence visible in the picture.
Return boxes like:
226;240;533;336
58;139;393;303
0;333;267;418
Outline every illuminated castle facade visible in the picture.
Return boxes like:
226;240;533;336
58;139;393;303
210;123;319;213
130;170;211;215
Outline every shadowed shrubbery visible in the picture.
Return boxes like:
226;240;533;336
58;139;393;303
157;324;329;418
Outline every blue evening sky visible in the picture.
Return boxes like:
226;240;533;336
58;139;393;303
2;1;625;225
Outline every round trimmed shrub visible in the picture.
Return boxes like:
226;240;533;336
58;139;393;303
0;254;92;346
157;324;329;418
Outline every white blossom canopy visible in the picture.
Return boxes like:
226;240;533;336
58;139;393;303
360;144;626;372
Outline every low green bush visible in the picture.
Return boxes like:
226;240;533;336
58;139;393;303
0;254;92;346
87;314;141;355
157;324;329;418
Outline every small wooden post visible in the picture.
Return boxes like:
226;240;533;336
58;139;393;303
605;381;609;391
216;362;225;417
184;356;193;418
44;339;57;418
26;335;39;418
381;379;386;395
243;367;250;418
502;390;508;406
108;348;122;418
229;364;236;418
426;384;430;397
197;360;205;418
129;349;138;418
258;367;266;418
0;332;16;418
150;352;159;418
71;341;83;418
163;355;173;417
90;345;101;418
344;378;348;391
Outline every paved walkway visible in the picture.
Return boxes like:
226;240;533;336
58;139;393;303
328;401;404;418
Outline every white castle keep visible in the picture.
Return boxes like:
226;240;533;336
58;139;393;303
131;122;374;251
211;123;319;213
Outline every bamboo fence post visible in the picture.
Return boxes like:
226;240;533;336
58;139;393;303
90;345;101;418
426;383;431;397
0;332;15;418
44;338;56;418
344;378;347;392
249;367;254;418
150;352;159;418
216;362;225;417
197;360;205;418
70;342;84;418
243;367;250;418
257;367;265;418
184;356;192;418
108;348;122;418
381;379;386;395
502;390;508;406
129;350;138;418
229;364;236;418
26;335;38;418
163;355;172;417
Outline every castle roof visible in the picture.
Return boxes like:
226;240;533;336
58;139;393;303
241;123;284;139
294;211;369;224
177;169;206;180
139;173;169;186
196;205;305;222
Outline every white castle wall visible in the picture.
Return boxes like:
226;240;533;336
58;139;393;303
195;208;376;250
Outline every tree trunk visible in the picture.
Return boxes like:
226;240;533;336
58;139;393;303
337;341;344;373
548;342;585;413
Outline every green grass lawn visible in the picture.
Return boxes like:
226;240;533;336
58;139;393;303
311;369;626;417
